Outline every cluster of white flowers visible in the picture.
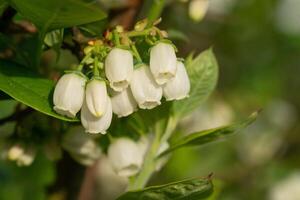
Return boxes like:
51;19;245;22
62;126;169;178
1;144;36;166
53;41;190;134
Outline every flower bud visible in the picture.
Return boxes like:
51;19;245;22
85;79;108;117
81;97;112;134
62;126;102;166
163;61;190;101
7;144;24;161
130;65;162;109
108;138;143;177
150;42;177;85
53;72;86;118
105;48;134;92
111;88;137;117
189;0;209;22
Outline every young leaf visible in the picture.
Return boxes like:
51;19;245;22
44;29;64;48
172;48;218;118
8;0;107;32
117;177;213;200
160;111;259;157
0;60;79;122
44;29;64;60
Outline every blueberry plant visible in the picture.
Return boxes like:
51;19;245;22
0;0;257;199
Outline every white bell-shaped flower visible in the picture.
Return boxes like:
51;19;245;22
96;156;129;200
53;72;86;118
150;42;177;85
111;88;137;117
81;97;112;134
105;48;134;92
130;65;162;109
108;137;144;177
62;126;102;166
85;79;108;117
163;61;190;101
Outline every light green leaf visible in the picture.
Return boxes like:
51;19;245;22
160;111;259;157
44;29;64;48
172;48;218;117
117;177;213;200
8;0;107;32
0;60;79;122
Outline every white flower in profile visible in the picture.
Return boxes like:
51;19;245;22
105;48;134;92
108;137;144;177
85;78;108;117
130;65;162;109
163;61;190;101
96;155;129;200
53;72;86;118
81;97;113;134
150;42;177;85
111;88;137;117
62;126;102;166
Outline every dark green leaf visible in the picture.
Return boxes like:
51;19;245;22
117;177;213;200
78;19;108;37
160;111;259;157
9;0;107;32
167;29;189;42
0;60;79;122
172;48;218;117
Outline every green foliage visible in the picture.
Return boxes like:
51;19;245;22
117;177;213;200
0;60;78;122
160;111;258;157
172;48;219;118
8;0;107;32
0;0;7;15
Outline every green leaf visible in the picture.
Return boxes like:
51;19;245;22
117;177;213;200
0;0;8;15
78;19;108;37
44;29;64;60
8;0;107;32
0;60;79;122
172;48;218;118
167;29;189;42
160;111;259;157
44;29;64;47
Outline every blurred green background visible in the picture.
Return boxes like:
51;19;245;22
0;0;300;199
